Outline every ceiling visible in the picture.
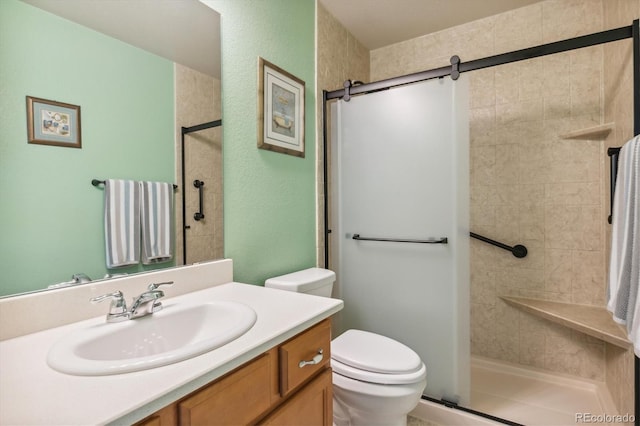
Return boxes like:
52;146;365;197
319;0;543;50
22;0;545;77
21;0;221;78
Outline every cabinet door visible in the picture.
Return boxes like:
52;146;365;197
178;350;277;425
260;368;332;426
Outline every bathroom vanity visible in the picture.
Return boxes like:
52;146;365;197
137;319;332;425
0;260;343;425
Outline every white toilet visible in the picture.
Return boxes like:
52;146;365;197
265;267;427;426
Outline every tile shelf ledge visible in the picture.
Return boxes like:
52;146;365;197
501;296;631;349
560;122;614;140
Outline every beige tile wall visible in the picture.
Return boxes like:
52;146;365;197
316;2;369;267
603;0;639;419
175;64;223;265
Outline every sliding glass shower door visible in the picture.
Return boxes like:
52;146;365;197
331;76;470;404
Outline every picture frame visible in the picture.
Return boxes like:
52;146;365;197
26;96;82;148
257;57;305;158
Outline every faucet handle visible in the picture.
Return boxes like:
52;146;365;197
72;273;92;284
147;281;174;291
90;291;127;314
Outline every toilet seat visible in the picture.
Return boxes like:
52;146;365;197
332;358;427;385
331;329;427;385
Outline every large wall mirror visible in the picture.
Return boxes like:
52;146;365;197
0;0;223;297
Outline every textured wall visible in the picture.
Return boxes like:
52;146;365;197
316;2;370;267
212;0;317;285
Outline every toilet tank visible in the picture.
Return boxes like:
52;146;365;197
264;268;336;297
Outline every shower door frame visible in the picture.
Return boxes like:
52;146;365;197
180;119;222;265
322;19;640;425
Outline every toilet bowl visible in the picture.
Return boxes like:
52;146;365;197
265;268;427;426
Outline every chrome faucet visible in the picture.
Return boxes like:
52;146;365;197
129;281;173;319
48;273;93;289
90;291;130;322
90;281;173;322
71;273;92;284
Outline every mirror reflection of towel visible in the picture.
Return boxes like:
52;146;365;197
140;181;174;264
104;179;140;268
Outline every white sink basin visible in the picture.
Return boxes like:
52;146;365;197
47;301;257;376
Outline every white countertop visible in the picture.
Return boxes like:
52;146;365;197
0;282;343;425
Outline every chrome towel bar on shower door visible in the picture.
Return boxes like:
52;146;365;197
351;234;448;244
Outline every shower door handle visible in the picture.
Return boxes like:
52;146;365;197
352;234;448;244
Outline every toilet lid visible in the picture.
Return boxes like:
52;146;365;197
331;358;427;385
331;329;423;375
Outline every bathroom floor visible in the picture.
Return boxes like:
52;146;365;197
469;356;617;426
408;415;440;426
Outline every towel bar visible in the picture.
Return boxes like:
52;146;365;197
607;147;621;224
351;234;448;244
92;179;178;190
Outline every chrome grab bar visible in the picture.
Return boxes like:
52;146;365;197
352;234;448;244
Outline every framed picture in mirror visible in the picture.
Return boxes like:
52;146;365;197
26;96;82;148
257;57;305;158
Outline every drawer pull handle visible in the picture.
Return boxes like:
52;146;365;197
298;349;323;368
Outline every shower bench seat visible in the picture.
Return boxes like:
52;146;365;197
501;296;631;349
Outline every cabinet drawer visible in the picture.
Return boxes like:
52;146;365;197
279;319;331;396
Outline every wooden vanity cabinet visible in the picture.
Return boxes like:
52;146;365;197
135;319;332;426
135;404;177;426
260;368;332;425
178;350;279;425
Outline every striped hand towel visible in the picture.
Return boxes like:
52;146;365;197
104;179;141;268
140;181;174;264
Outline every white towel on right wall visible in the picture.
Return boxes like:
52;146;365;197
607;135;640;356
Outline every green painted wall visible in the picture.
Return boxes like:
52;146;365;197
214;0;317;285
1;0;317;294
0;0;175;296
